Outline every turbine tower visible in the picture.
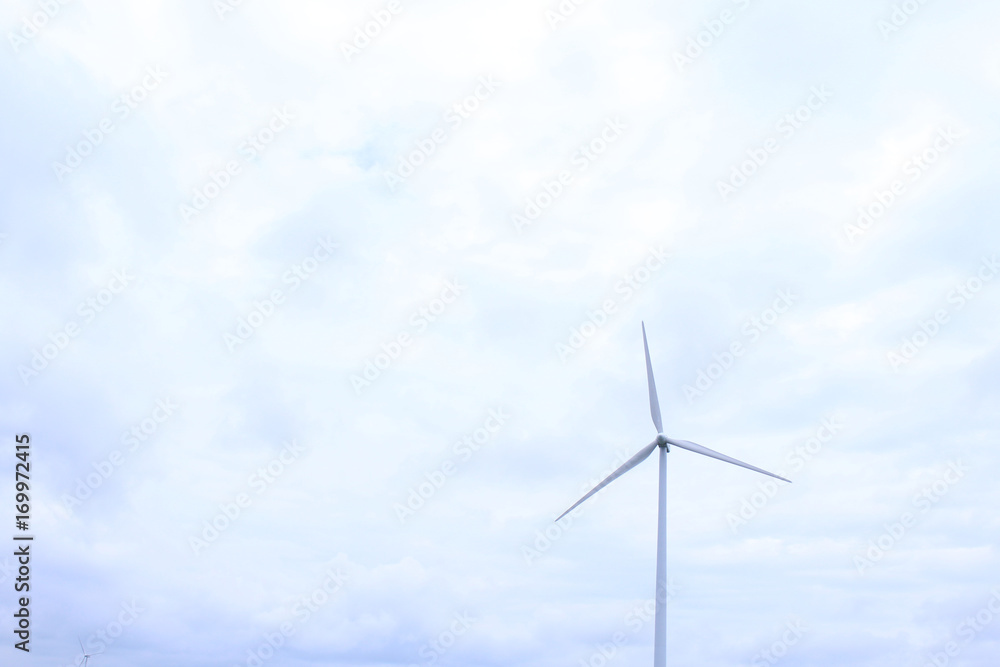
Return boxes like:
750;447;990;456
558;322;791;667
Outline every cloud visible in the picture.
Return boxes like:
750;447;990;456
1;0;999;664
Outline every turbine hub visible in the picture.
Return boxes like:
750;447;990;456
656;433;669;448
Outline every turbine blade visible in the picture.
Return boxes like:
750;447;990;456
642;322;663;433
666;438;791;483
79;637;85;653
556;440;658;521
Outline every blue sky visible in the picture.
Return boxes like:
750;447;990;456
1;0;999;665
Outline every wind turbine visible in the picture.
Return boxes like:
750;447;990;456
78;638;103;667
557;322;791;667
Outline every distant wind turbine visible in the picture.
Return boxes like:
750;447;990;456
78;638;103;667
558;322;791;667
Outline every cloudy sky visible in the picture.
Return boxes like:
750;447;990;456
2;0;999;665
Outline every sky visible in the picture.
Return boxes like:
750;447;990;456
1;0;999;665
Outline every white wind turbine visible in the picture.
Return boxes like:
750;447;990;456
78;638;103;667
558;323;791;667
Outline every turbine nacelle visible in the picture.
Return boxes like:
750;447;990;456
78;637;103;667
